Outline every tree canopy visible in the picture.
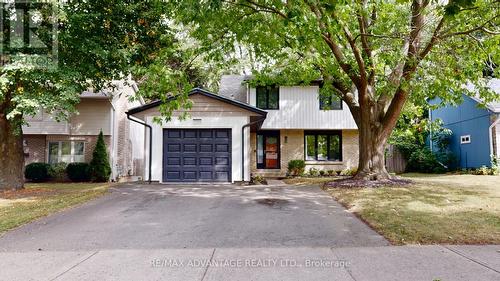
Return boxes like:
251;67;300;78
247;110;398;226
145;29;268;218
168;0;499;180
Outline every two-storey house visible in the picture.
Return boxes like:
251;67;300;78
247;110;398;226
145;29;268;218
127;75;359;183
23;80;145;181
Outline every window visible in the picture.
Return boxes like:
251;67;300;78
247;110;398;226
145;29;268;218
460;135;471;144
256;86;279;109
305;131;342;161
319;95;342;110
48;141;85;164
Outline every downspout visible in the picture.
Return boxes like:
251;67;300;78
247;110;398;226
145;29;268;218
429;108;433;153
241;116;266;182
126;113;152;184
489;114;500;159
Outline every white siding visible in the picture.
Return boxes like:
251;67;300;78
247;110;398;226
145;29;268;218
23;111;69;135
249;86;357;129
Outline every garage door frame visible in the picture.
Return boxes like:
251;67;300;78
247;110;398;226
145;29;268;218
162;128;232;183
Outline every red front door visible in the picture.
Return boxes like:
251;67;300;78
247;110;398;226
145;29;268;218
257;131;280;169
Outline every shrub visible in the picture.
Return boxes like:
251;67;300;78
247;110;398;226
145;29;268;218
474;166;492;175
250;174;266;185
319;170;326;176
25;162;50;182
89;131;111;182
66;163;91;182
340;168;358;176
308;167;319;177
327;170;335;176
491;156;499;175
287;160;305;176
48;162;67;181
407;147;446;173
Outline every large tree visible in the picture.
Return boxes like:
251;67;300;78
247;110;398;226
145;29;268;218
0;0;174;190
170;0;499;180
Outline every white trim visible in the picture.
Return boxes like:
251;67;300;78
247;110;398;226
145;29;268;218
489;116;500;157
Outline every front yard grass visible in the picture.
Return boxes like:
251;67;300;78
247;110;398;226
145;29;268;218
323;173;500;245
0;183;110;235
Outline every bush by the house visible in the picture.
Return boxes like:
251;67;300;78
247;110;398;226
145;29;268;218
66;163;91;182
327;170;335;176
48;162;68;181
250;174;266;185
407;147;446;173
319;170;326;176
287;160;305;176
25;162;51;182
89;131;111;182
308;167;319;177
340;168;358;176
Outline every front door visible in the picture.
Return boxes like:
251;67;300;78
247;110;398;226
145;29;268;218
256;131;280;169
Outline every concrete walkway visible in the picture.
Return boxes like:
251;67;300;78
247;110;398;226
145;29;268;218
0;245;498;280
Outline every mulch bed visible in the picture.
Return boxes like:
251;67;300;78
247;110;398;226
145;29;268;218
324;177;413;189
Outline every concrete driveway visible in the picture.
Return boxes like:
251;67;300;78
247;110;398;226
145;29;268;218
0;183;387;251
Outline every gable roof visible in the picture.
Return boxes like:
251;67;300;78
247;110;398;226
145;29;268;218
127;87;267;116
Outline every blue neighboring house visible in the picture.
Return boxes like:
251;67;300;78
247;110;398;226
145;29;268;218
429;79;500;169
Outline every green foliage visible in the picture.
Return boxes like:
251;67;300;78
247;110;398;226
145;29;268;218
48;162;68;182
407;148;447;173
89;132;111;182
491;156;499;175
250;174;266;185
287;160;305;176
319;170;326;176
25;163;50;182
340;168;358;176
390;108;455;173
66;163;91;182
308;167;319;177
327;170;335;176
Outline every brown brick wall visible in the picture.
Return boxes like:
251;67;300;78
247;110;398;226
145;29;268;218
23;135;47;164
250;129;359;177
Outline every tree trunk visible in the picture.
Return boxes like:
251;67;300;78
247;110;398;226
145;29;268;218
0;104;25;191
353;104;391;181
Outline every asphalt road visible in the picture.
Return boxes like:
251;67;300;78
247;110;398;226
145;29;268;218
0;184;387;251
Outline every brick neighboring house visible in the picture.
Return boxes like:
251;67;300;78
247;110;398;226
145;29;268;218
23;79;145;181
126;75;359;183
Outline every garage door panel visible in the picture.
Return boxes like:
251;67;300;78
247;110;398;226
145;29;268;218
183;144;197;152
199;144;213;152
215;144;229;152
163;129;231;182
199;157;213;165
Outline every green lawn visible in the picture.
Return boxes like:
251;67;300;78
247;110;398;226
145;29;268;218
323;173;500;245
0;183;110;235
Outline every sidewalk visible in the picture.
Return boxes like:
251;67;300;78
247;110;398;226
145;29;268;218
1;245;499;281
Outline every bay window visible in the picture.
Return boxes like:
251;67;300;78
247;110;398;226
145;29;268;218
48;141;85;164
304;131;342;161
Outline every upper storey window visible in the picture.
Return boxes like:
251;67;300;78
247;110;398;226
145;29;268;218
256;86;279;110
319;95;342;110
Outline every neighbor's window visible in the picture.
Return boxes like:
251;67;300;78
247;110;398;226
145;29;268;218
256;86;279;109
305;131;342;161
48;141;85;164
460;135;471;144
319;95;342;110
